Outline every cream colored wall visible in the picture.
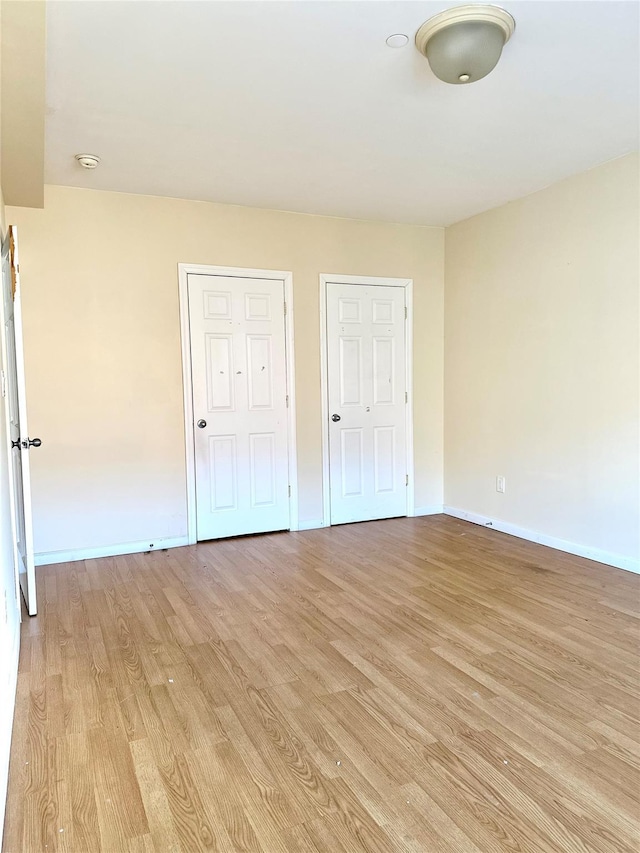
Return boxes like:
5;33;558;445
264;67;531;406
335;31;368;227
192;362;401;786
7;186;444;555
0;0;46;207
445;153;639;566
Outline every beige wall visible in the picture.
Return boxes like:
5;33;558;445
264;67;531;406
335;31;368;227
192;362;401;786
445;154;639;566
0;0;45;207
7;186;444;555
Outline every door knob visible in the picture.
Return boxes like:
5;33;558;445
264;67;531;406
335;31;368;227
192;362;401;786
331;414;341;422
14;437;42;448
196;419;207;429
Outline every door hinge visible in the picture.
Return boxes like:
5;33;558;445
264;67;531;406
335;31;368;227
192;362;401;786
288;485;291;497
286;394;289;407
404;306;407;320
406;474;409;486
405;391;408;403
284;302;287;315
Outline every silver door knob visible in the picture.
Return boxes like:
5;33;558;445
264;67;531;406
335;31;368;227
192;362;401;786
197;419;207;429
331;414;341;422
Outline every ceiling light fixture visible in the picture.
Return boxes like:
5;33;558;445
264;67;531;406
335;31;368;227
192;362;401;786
75;154;101;169
415;5;515;85
386;33;409;48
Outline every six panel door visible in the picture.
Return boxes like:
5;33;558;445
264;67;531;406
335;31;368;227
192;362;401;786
188;274;290;540
326;282;408;525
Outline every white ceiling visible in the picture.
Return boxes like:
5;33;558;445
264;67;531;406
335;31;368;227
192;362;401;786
45;0;639;226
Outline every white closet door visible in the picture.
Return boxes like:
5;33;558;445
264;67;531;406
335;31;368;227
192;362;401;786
326;282;407;525
188;274;290;540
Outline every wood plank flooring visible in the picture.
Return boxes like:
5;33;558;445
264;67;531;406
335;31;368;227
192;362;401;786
3;515;639;852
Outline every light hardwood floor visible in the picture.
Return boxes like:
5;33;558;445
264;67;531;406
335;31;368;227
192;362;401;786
3;515;639;852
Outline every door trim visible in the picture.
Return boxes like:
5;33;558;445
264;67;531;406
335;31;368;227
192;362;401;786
319;273;414;528
178;264;298;544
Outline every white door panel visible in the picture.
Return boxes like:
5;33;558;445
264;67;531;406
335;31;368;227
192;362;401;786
188;274;290;540
327;282;407;525
1;226;37;615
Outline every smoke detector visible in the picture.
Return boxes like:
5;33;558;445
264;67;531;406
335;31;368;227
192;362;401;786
75;154;100;169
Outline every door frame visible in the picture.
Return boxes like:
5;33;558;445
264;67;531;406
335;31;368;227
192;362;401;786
178;264;298;544
319;273;414;528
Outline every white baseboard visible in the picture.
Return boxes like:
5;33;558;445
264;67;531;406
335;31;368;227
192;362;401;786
34;513;638;575
412;505;444;517
295;519;327;531
0;626;20;851
443;506;639;574
35;535;190;566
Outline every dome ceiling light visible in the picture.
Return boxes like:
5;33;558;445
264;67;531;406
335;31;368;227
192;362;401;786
415;5;515;85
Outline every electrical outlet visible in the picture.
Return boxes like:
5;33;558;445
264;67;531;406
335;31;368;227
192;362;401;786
496;476;506;494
